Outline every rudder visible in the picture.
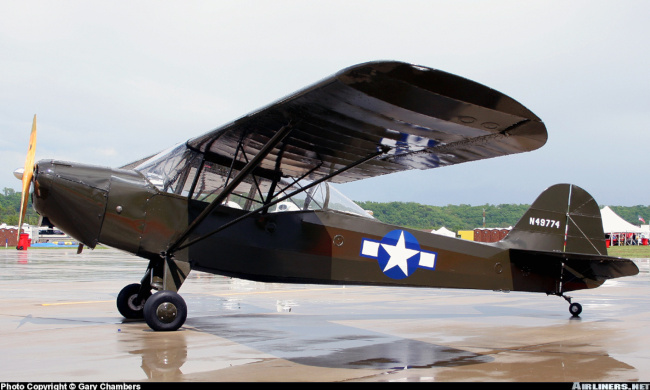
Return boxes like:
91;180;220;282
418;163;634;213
503;184;607;255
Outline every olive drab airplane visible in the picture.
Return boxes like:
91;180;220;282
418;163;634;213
15;61;638;331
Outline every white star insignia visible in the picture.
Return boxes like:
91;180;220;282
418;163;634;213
381;231;419;275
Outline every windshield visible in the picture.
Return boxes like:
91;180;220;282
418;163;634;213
133;144;201;196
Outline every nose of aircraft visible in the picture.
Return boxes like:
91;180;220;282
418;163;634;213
32;160;112;248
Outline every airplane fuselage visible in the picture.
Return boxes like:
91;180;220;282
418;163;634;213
32;159;611;298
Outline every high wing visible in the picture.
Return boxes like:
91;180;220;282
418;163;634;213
184;61;547;184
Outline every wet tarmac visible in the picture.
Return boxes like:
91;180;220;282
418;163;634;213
1;247;649;382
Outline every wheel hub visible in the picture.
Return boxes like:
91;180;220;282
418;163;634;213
127;294;145;311
155;302;178;323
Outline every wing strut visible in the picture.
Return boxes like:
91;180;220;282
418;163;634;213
166;123;294;255
167;148;384;255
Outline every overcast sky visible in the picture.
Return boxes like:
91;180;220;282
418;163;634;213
1;1;648;206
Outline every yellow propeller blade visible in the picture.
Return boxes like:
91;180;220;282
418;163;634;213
17;115;38;242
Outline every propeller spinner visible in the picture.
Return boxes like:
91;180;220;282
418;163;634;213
16;115;37;242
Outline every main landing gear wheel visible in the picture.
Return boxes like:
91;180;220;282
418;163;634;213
117;283;151;319
569;302;583;317
143;290;187;331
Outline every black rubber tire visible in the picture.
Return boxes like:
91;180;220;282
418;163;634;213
143;290;187;332
116;283;151;319
569;302;582;317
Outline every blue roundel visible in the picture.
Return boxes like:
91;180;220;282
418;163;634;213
376;230;422;279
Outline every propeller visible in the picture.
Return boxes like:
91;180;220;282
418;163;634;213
16;114;38;242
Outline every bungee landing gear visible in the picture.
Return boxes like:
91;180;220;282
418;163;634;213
116;256;191;331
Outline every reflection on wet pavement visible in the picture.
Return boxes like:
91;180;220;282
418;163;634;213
1;248;649;382
189;314;492;370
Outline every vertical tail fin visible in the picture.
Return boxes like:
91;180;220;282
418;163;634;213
503;184;607;255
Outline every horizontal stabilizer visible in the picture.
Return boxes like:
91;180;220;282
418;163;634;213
509;248;639;292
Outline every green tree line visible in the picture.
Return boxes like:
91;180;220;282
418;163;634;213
355;200;650;232
609;206;650;226
1;188;648;232
0;188;40;226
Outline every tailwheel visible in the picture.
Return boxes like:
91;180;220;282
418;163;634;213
552;292;583;318
569;302;583;317
143;290;187;331
117;283;151;319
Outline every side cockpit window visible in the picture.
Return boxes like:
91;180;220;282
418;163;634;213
134;144;372;218
135;144;257;208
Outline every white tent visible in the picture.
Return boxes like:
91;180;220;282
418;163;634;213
601;206;645;245
601;206;643;233
431;227;456;237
